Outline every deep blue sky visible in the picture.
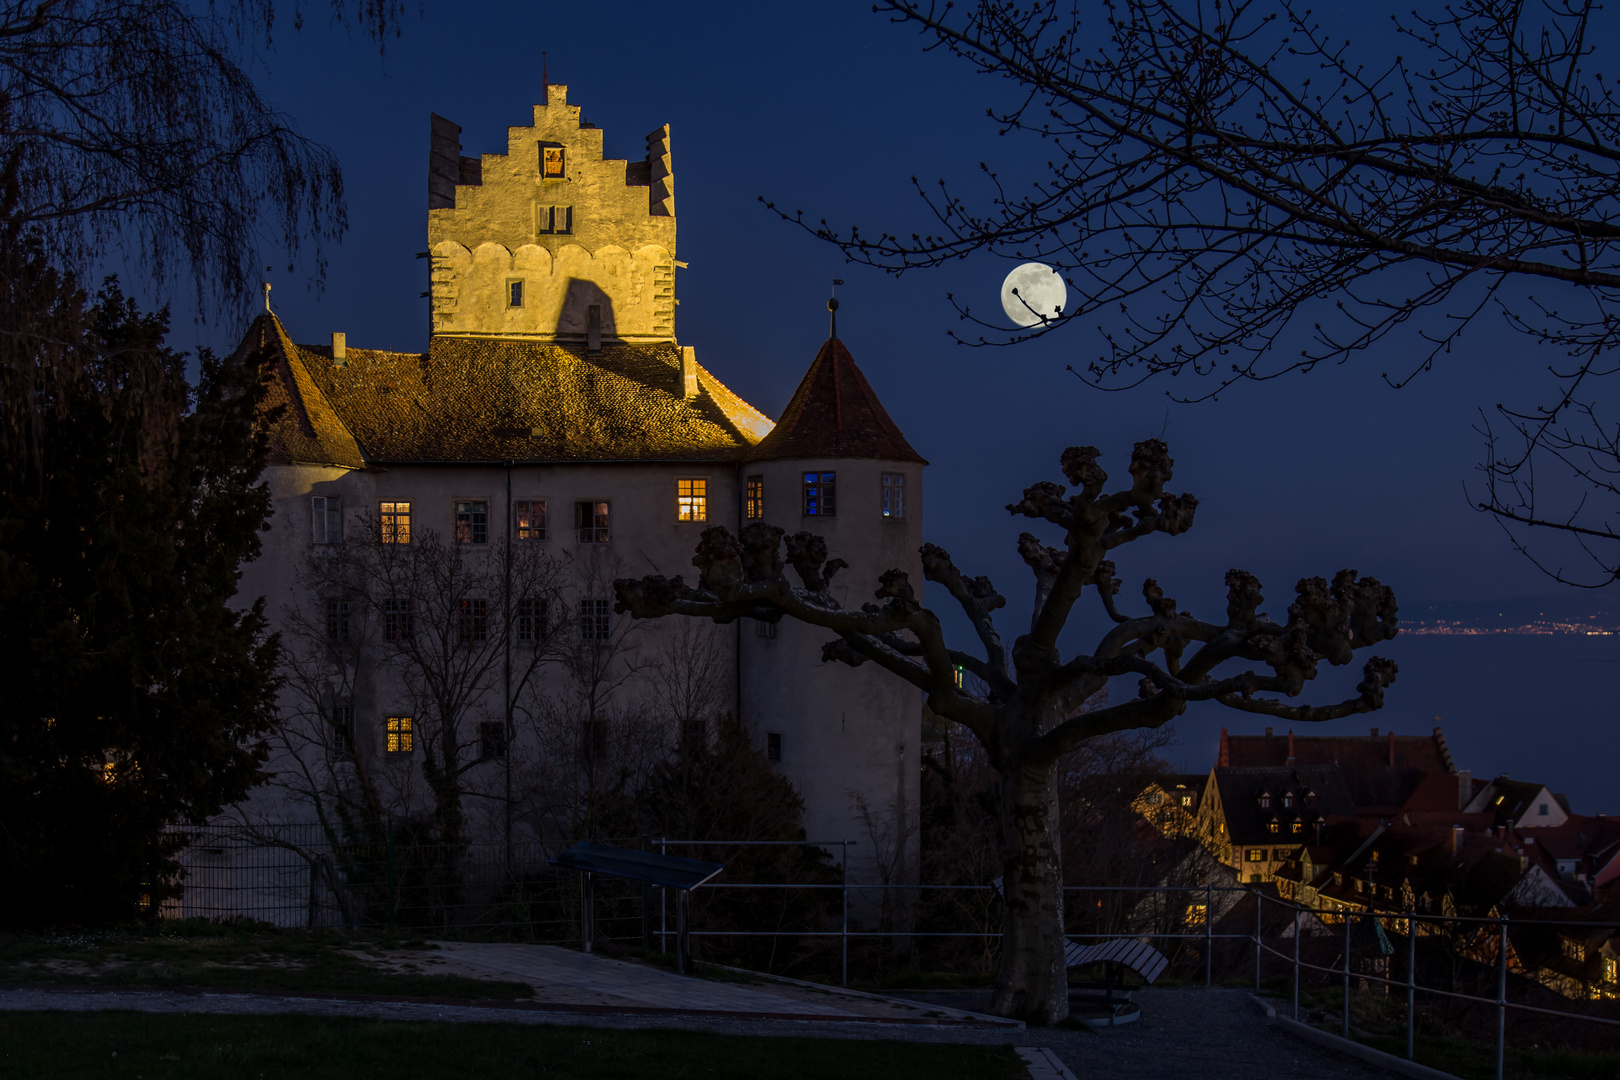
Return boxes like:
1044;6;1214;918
168;2;1615;808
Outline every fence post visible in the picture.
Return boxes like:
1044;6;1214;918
1292;902;1301;1021
386;818;397;933
1205;882;1213;987
841;839;849;988
1407;911;1417;1061
1254;889;1263;992
1496;917;1508;1080
1343;911;1352;1040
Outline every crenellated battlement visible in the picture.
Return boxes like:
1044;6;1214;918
426;87;679;345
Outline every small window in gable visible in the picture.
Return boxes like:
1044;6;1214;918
541;144;565;178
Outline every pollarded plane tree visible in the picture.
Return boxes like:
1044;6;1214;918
783;0;1620;583
615;439;1398;1023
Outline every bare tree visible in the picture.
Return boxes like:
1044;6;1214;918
300;517;566;851
616;439;1398;1022
784;0;1620;582
0;0;404;310
516;550;656;845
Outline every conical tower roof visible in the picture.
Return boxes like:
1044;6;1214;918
748;337;924;463
235;313;367;470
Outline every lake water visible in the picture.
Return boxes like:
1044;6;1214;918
1165;632;1620;814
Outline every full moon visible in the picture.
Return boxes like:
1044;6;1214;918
1000;263;1066;328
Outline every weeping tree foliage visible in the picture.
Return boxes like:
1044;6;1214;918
617;439;1398;1022
784;0;1620;584
0;245;280;926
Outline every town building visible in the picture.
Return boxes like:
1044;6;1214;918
232;87;925;881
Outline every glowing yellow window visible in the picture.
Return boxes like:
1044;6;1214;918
677;479;707;522
380;502;412;544
386;716;413;754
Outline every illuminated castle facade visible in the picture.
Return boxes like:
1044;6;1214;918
234;88;924;881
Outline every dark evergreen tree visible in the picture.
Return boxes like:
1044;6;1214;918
0;245;279;926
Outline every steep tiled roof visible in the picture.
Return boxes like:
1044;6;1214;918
1211;765;1356;845
248;331;773;464
747;337;923;463
241;315;366;469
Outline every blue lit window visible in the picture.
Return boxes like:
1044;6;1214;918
802;472;836;516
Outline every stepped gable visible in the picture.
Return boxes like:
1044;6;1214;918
747;336;924;463
289;336;771;464
237;314;366;470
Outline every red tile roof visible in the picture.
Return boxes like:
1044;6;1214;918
747;337;924;463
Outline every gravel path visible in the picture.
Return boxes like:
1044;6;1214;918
0;984;1406;1079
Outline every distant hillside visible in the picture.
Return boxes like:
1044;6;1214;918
1402;595;1620;635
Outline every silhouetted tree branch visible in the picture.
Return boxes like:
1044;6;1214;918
777;0;1620;583
616;438;1397;1023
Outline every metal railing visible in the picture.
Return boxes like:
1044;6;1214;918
163;823;1620;1077
1251;889;1620;1080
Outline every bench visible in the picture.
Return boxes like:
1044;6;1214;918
550;841;723;974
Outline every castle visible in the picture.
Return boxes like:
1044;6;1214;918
233;87;925;880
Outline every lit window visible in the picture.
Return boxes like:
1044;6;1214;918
479;721;508;761
579;597;611;641
311;495;342;544
756;619;778;640
575;501;610;544
380;502;412;544
383;598;414;642
518;597;546;644
1245;848;1266;862
325;599;351;643
514;499;548;541
746;475;764;520
881;472;906;519
459;598;488;643
677;479;708;522
455;500;489;545
767;732;782;763
386;716;413;754
802;472;836;516
507;280;524;308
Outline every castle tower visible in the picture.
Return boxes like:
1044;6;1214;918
740;311;926;880
426;86;679;346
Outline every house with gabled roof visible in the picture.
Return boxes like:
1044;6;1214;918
232;87;926;874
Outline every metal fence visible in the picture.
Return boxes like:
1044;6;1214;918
1250;890;1620;1080
164;824;1620;1076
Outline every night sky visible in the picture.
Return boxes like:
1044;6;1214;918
165;2;1617;808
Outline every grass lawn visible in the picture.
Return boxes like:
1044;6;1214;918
0;1011;1025;1080
0;920;531;1000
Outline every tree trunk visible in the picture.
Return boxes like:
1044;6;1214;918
991;754;1068;1024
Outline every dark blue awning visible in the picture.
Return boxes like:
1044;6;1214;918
550;841;723;892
